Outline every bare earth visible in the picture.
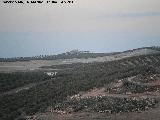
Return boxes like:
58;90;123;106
29;107;160;120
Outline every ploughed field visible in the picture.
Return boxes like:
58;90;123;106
0;51;160;120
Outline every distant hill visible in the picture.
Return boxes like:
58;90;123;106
0;46;160;62
0;50;118;62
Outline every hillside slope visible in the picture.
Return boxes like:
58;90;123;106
1;51;160;120
0;47;159;72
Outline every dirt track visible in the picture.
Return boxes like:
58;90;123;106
29;104;160;120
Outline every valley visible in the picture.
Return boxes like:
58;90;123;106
0;47;160;120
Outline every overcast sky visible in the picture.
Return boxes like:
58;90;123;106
0;0;160;57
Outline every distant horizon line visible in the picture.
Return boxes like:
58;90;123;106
0;46;159;59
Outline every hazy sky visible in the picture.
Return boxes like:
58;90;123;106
0;0;160;57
